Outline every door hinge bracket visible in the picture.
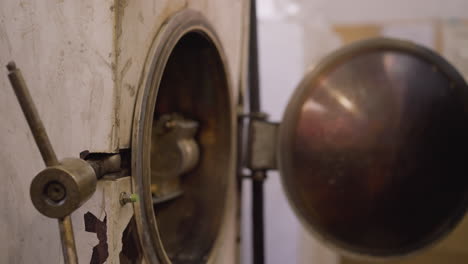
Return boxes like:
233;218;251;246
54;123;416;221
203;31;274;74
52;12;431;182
241;112;279;171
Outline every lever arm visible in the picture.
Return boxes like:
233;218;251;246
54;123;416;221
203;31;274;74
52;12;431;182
7;62;78;264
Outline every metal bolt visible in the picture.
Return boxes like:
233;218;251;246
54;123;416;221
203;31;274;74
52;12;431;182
120;192;139;206
45;182;66;203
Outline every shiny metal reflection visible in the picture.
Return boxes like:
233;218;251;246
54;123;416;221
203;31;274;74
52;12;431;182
279;38;468;259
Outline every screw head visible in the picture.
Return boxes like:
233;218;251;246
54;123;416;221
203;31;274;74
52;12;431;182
44;181;66;203
120;192;139;205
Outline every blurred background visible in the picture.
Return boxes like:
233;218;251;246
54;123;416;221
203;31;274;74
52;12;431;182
241;0;468;263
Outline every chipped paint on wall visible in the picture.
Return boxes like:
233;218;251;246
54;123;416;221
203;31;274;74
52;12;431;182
72;177;134;263
85;212;109;264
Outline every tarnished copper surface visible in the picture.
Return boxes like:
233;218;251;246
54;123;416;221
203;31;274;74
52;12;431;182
279;38;468;258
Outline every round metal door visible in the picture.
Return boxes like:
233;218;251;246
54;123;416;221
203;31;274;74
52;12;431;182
278;38;468;259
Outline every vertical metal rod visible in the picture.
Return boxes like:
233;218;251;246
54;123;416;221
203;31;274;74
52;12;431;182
236;102;246;264
6;62;78;264
248;1;266;263
248;0;261;113
252;172;265;264
6;61;59;167
58;216;79;264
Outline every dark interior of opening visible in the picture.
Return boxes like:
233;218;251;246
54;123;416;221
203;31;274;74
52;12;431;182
151;32;232;263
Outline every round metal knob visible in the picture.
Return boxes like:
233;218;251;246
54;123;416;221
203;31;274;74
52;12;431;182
30;158;97;218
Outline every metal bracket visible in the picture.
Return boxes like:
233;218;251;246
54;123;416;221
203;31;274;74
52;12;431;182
245;113;279;171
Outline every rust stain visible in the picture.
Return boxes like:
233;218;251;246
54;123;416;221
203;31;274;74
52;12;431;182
111;0;129;150
125;83;135;97
93;49;112;70
114;0;128;40
120;58;133;81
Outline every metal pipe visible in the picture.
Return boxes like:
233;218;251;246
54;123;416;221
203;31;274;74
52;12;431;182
247;1;266;263
6;62;59;167
58;216;79;264
6;62;78;264
248;0;261;113
252;172;265;264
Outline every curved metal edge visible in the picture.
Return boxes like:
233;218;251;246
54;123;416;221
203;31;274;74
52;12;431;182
277;37;468;261
131;9;236;264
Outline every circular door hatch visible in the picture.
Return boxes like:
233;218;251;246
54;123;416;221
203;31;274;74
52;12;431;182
132;10;235;264
278;38;468;259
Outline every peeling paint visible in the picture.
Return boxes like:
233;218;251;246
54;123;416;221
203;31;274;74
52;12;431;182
84;212;109;264
119;217;143;264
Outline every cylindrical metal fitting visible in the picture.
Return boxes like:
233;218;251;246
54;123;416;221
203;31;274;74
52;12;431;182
151;114;200;179
30;158;97;218
175;138;200;176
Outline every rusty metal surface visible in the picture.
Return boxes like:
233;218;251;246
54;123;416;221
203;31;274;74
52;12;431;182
279;38;468;259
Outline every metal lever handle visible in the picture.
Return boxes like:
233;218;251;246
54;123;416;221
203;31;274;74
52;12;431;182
7;62;79;264
7;62;59;167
